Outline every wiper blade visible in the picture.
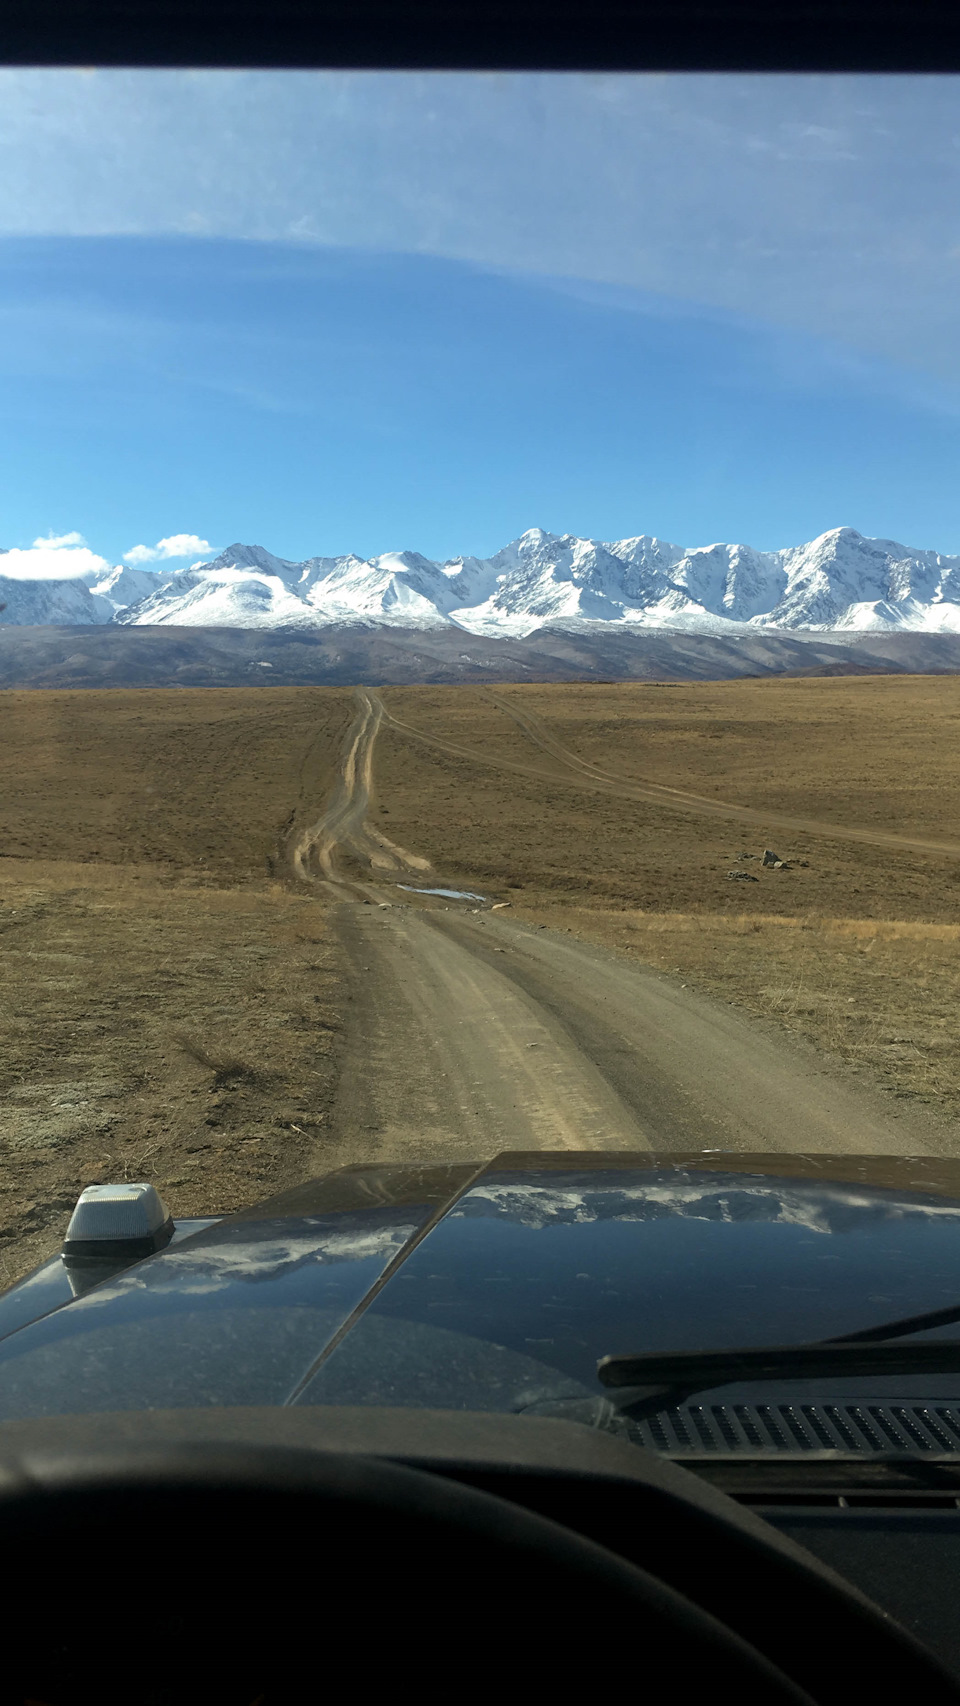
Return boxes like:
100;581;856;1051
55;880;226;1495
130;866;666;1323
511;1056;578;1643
826;1299;960;1345
597;1299;960;1421
597;1341;960;1420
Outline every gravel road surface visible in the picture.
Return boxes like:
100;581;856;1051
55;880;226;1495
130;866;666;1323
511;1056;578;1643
322;900;946;1167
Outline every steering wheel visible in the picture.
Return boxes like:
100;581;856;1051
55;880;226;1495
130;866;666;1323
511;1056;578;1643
0;1441;954;1705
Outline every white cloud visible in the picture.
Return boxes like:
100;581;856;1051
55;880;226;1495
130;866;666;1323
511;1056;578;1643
123;533;213;564
0;531;214;582
0;535;109;581
33;529;87;549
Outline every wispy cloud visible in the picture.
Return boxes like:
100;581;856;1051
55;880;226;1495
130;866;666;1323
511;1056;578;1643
0;70;959;379
35;529;87;549
124;532;213;564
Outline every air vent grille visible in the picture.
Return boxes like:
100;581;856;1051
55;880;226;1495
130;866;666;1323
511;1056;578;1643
634;1401;960;1455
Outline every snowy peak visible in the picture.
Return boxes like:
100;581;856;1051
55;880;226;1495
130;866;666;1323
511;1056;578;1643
100;525;960;638
3;525;960;636
82;562;172;615
769;528;960;633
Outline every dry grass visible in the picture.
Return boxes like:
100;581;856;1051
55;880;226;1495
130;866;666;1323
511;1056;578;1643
0;862;346;1286
171;1030;271;1088
373;680;960;924
0;686;365;1285
0;686;354;877
0;858;350;1283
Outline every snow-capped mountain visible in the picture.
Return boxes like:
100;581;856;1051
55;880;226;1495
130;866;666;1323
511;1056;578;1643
0;553;174;626
0;569;112;627
83;562;170;617
4;527;960;636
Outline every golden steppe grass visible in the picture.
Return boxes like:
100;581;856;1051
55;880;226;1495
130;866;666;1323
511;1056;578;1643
0;862;344;1286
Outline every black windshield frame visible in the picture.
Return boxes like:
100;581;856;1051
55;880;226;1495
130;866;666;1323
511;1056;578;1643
3;0;960;72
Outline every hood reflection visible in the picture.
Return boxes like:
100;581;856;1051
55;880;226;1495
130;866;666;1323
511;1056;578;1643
78;1215;422;1308
455;1173;960;1237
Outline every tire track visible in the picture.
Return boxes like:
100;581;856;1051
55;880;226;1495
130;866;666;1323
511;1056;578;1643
376;689;960;861
327;903;651;1160
292;689;431;883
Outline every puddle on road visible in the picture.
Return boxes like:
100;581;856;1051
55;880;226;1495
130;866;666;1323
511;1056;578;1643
397;885;489;904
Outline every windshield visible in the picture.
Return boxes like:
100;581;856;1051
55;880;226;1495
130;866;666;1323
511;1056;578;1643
2;69;960;1449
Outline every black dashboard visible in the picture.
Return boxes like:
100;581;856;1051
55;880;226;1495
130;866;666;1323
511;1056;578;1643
2;1406;958;1702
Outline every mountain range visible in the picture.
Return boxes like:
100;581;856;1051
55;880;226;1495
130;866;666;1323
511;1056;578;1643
4;526;960;638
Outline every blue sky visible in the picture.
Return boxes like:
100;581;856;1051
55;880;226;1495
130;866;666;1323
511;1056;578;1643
1;71;960;571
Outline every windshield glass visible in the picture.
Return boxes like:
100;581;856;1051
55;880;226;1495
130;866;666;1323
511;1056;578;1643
2;69;960;1448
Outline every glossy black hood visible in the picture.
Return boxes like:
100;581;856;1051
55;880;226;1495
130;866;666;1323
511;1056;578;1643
2;1152;960;1420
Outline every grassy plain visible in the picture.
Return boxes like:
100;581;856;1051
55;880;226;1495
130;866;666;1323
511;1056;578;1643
1;674;959;1281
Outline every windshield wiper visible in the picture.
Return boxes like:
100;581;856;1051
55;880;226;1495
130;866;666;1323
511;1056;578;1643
598;1300;960;1421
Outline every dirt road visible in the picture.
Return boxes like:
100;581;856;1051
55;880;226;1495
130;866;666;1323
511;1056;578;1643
324;900;946;1163
304;690;950;1164
292;689;431;882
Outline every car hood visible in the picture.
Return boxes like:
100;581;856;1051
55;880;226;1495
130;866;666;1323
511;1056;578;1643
1;1151;960;1419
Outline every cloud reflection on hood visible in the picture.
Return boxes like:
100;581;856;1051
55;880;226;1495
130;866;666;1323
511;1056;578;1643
454;1174;960;1238
76;1215;421;1309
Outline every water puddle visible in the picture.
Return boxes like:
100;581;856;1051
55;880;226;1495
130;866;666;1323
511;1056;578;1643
397;885;489;904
